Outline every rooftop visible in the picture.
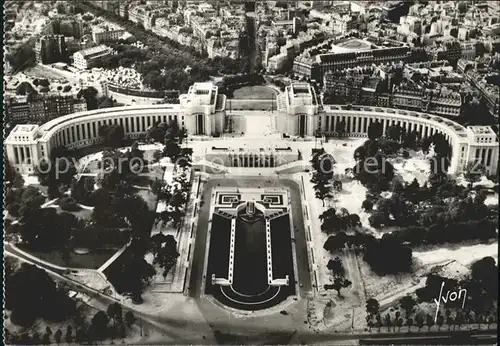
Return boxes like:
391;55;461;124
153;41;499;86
291;83;311;95
76;45;110;57
183;82;217;106
468;126;496;135
12;124;38;133
331;38;373;53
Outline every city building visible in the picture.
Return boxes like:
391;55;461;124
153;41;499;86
6;95;88;123
91;26;126;44
6;98;32;123
51;17;84;39
465;126;499;174
323;66;465;118
293;37;411;80
73;45;112;70
35;35;67;64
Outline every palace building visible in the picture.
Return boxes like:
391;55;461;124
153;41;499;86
5;82;498;176
5;82;225;174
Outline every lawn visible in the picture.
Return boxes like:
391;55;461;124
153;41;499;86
24;64;73;81
18;245;116;270
232;85;278;100
133;165;164;188
227;99;278;111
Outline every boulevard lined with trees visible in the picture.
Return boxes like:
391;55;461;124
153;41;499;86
73;2;252;93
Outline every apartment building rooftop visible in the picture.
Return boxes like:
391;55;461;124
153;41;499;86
77;45;110;57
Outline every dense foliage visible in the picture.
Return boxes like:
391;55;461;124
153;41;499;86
5;264;77;326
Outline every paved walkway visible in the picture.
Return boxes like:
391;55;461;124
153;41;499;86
97;243;129;273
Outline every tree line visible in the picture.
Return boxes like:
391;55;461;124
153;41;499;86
364;256;498;333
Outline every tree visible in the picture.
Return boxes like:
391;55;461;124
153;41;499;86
42;332;51;345
406;317;414;332
376;313;382;332
332;277;352;297
32;332;41;344
486;315;496;329
336;119;346;137
362;199;373;211
6;37;37;72
463;161;485;188
18;186;46;218
384;314;392;332
151;179;167;196
65;325;73;343
366;315;374;332
99;124;125;148
363;239;413;275
468;256;498;311
437;314;444;331
444;309;452;330
310;151;335;180
319;208;342;234
106;256;156;299
56;2;66;14
387;125;403;142
455;312;464;330
314;179;333;207
153;234;180;278
107;302;123;330
58;196;81;212
415;315;424;331
323;232;349;253
20;208;79;251
426;314;434;331
36;148;77;198
97;96;115;109
107;125;125;148
75;328;86;343
368;121;383;140
124;311;136;327
163;137;181;161
77;86;99;110
399;295;416;317
396;317;403;332
118;194;151;231
6;264;77;326
54;329;62;344
366;298;380;317
394;311;401;332
16;81;37;96
90;311;109;340
327;257;345;277
447;316;454;331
